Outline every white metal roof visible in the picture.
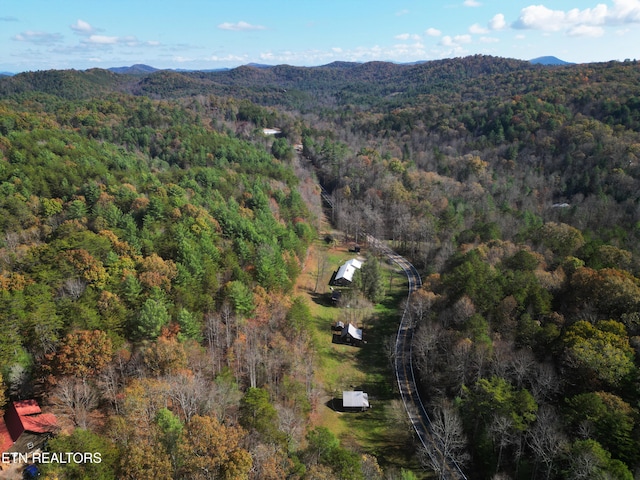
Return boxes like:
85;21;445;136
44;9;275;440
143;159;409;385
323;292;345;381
341;323;362;341
335;258;363;283
343;391;369;408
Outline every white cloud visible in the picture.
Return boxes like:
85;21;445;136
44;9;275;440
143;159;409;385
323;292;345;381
514;5;568;31
425;27;442;37
86;35;119;45
568;25;605;37
514;1;640;35
489;13;507;30
208;54;247;62
439;34;472;47
396;9;410;16
608;0;640;23
455;34;472;44
70;19;96;35
469;23;488;34
13;31;63;44
218;21;266;31
395;33;422;41
463;0;481;6
480;36;500;43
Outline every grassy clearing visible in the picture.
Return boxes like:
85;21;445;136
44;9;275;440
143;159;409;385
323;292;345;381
295;231;429;477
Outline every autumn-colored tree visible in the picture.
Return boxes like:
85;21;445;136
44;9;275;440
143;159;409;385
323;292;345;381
570;267;640;316
0;371;6;409
251;444;296;480
142;335;188;377
59;248;109;289
45;329;113;382
120;377;170;433
178;414;252;480
137;253;178;291
118;439;173;480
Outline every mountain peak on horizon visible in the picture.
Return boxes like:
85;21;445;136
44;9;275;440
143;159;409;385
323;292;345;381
529;56;573;66
108;64;159;75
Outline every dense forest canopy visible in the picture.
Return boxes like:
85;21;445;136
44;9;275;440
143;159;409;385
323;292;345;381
1;55;640;479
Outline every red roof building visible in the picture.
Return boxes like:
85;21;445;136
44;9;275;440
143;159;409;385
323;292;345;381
0;400;58;456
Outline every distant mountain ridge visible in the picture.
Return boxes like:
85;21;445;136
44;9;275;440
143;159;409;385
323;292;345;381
108;64;159;75
0;55;577;79
1;55;633;105
529;56;573;66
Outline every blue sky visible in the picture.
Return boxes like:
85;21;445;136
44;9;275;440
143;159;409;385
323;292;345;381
1;0;639;72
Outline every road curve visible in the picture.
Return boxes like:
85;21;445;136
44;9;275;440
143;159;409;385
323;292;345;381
365;235;467;480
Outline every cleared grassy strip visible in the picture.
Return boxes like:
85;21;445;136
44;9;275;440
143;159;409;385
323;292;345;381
296;234;428;477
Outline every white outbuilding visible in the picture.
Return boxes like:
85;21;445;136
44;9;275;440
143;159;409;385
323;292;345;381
333;258;363;286
342;391;370;410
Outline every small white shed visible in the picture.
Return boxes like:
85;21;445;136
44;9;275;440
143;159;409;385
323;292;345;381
343;390;370;410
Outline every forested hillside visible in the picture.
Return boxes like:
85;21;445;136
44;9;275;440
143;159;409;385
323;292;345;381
2;55;640;479
0;93;324;479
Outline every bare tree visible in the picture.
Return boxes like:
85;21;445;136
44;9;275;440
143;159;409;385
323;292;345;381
238;322;263;388
422;400;469;479
220;301;237;362
409;289;439;325
276;404;305;449
58;277;88;300
489;415;517;476
209;375;242;422
51;377;99;429
508;348;537;389
529;363;560;402
526;405;567;480
166;373;209;422
204;312;223;374
412;322;442;381
98;364;122;415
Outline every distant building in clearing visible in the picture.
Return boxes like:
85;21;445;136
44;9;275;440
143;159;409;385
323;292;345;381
262;127;281;136
332;258;363;286
343;391;370;410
